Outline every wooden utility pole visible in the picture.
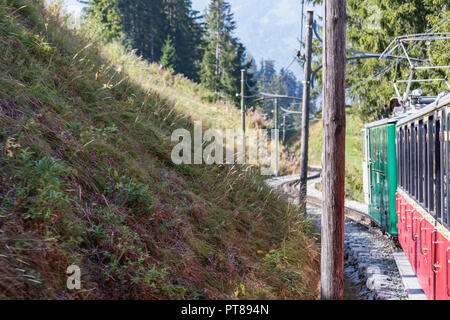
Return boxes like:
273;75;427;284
298;10;314;212
274;98;279;176
241;69;246;158
321;0;347;300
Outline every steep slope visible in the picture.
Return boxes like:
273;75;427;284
0;0;319;299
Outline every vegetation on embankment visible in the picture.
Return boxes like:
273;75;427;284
288;111;364;202
0;0;320;299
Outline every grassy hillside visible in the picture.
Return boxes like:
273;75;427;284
290;112;364;202
0;0;319;299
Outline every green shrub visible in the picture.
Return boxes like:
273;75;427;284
14;149;71;219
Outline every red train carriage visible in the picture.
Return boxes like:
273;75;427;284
396;93;450;300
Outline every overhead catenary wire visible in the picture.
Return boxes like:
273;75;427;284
280;105;302;114
348;14;450;91
245;78;303;100
238;3;314;125
299;0;305;54
242;8;307;103
310;13;450;92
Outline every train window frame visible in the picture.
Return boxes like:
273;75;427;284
400;128;403;189
411;125;414;195
439;110;446;226
408;124;412;195
442;108;450;228
435;116;442;221
424;121;429;209
411;123;417;199
399;127;403;189
406;126;410;193
402;126;406;191
404;125;407;190
418;120;424;204
428;115;435;215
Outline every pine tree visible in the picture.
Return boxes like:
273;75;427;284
83;0;204;79
160;35;177;71
162;0;204;79
85;0;123;41
83;0;253;84
200;0;247;100
119;0;165;62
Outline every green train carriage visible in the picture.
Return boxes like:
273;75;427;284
362;118;402;235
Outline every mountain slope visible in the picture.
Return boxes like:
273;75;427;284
0;0;319;299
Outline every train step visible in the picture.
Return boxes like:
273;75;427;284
393;251;427;300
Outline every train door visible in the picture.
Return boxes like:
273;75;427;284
432;230;450;300
404;125;415;265
440;109;450;300
410;124;419;271
398;127;408;251
369;127;380;224
408;208;419;272
369;126;388;227
387;124;398;235
415;118;428;295
396;128;402;237
398;197;407;251
432;110;450;300
417;216;434;299
380;127;389;230
362;129;370;205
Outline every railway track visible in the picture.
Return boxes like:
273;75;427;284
265;168;372;226
266;168;408;300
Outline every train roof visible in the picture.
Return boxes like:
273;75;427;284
364;115;406;129
396;92;450;126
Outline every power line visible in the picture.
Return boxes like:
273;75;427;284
349;14;450;91
311;12;450;93
245;78;303;100
300;0;305;55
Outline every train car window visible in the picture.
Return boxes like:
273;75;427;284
435;118;441;221
442;113;450;228
384;128;388;191
405;127;409;193
395;129;402;186
411;125;414;195
404;126;407;190
399;128;404;188
439;111;446;226
411;123;416;199
407;125;411;195
418;120;424;204
428;116;435;215
424;122;429;209
416;126;419;197
397;128;403;188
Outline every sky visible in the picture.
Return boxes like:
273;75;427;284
60;0;323;80
191;0;323;80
